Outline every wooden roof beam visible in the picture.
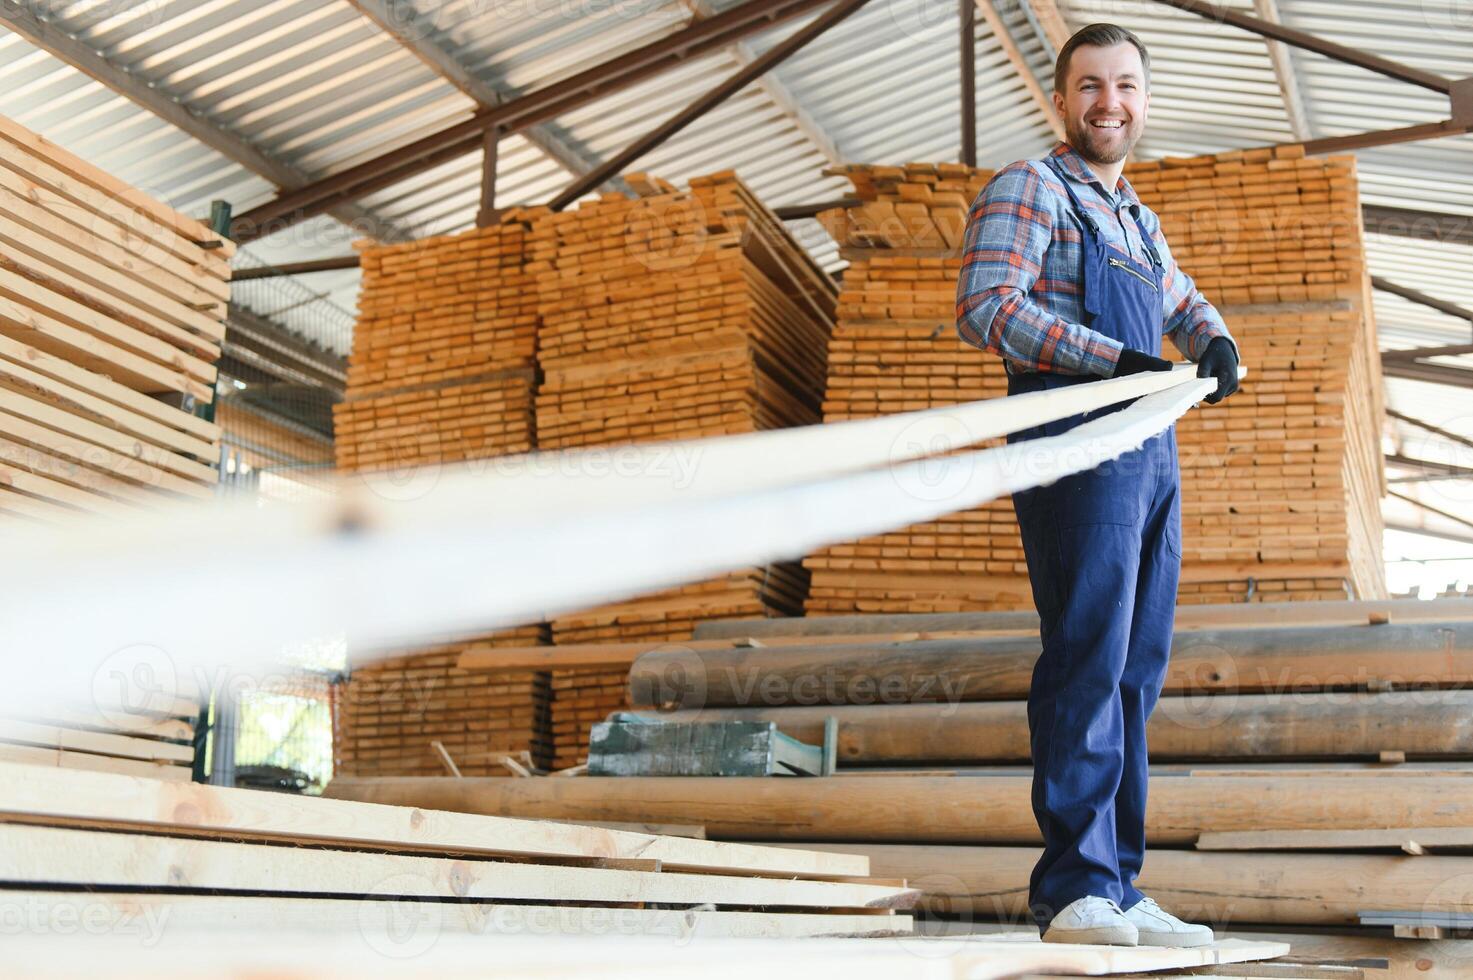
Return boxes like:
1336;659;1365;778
978;0;1066;143
1252;0;1313;142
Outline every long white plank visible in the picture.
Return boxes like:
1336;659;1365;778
0;761;867;878
0;368;1221;709
0;823;914;909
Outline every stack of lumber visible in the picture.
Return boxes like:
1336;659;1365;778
0;697;199;783
807;148;1385;612
525;171;837;766
1129;146;1385;602
0;113;223;520
334;627;552;777
808;162;1027;614
0;762;916;944
333;217;542;473
333;217;550;778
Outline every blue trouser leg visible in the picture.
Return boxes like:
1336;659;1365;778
1116;435;1182;910
1014;428;1180;932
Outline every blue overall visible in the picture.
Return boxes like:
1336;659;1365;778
1005;157;1182;930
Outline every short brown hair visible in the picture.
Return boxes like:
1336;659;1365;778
1053;23;1151;93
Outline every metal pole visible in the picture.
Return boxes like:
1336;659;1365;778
960;0;977;167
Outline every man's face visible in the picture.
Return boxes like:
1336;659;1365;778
1053;43;1149;166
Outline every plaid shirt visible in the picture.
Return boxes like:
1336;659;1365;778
956;142;1234;377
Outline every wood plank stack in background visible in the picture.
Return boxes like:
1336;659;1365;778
809;163;1028;613
526;171;837;767
334;627;551;776
807;147;1385;613
334;217;550;778
0;113;223;521
0;698;199;783
1129;145;1385;603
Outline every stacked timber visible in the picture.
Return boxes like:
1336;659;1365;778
0;698;199;782
0;760;924;965
1129;145;1385;602
0;113;223;520
334;628;552;777
807;148;1385;612
526;171;837;766
808;163;1026;614
333;216;541;473
334;217;549;778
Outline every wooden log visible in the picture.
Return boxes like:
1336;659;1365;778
0;822;914;910
694;598;1473;640
760;844;1473;928
0;760;866;878
630;621;1473;708
322;773;1473;846
651;689;1473;764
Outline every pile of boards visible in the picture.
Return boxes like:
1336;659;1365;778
528;171;832;766
812;163;1026;614
0;695;199;783
0;761;915;943
335;172;839;775
335;597;1473;977
333;219;551;778
811;147;1385;612
0;113;222;521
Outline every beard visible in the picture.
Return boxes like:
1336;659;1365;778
1065;113;1141;165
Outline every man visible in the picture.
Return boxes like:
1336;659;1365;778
955;24;1240;948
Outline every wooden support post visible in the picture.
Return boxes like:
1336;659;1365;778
960;0;976;167
476;125;502;228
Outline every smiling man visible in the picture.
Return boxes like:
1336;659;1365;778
955;24;1240;948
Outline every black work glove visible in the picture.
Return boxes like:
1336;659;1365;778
1110;347;1172;378
1196;337;1239;404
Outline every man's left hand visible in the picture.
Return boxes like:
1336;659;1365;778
1197;338;1239;404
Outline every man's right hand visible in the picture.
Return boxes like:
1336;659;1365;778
1110;348;1173;378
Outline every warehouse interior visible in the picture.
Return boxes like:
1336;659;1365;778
0;0;1472;976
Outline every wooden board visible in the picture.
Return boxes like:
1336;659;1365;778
0;761;868;878
0;822;914;910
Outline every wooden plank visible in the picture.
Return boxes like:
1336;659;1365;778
0;113;232;263
800;843;1473;926
0;719;192;763
0;929;1290;980
0;266;217;384
0;331;219;443
0;281;212;399
0;413;213;500
0;823;915;910
0;348;217;460
0;167;229;306
0;891;911;939
1197;828;1473;853
325;773;1473;846
0;761;868;878
0;388;217;485
0;743;189;781
9;706;193;742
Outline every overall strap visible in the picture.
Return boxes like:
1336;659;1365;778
1044;157;1100;237
1131;210;1164;270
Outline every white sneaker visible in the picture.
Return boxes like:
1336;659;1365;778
1041;896;1139;946
1123;896;1215;947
